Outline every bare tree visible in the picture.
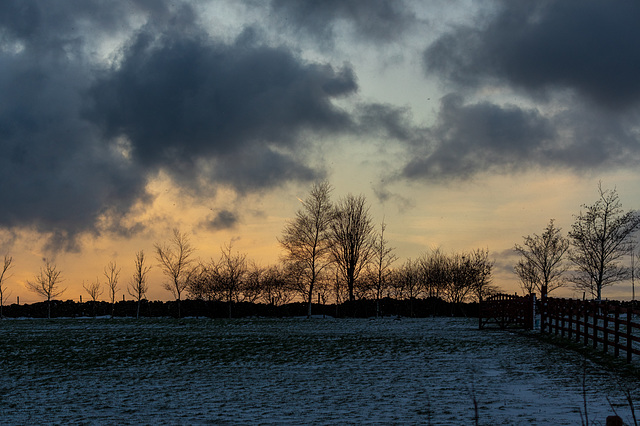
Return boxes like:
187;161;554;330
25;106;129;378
419;248;449;299
439;253;473;305
104;260;121;318
83;278;103;318
26;258;65;319
259;265;294;307
514;257;538;296
243;261;265;304
214;243;247;318
396;258;423;317
370;219;397;317
466;248;496;302
514;219;569;296
279;181;334;318
128;250;151;319
568;184;640;300
330;193;375;303
186;262;211;301
0;254;13;319
155;229;196;318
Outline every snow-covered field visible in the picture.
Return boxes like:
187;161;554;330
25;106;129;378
1;317;638;425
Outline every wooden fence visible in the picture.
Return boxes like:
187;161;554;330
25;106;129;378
479;293;535;330
541;297;640;363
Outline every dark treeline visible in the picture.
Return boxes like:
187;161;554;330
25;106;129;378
0;297;478;319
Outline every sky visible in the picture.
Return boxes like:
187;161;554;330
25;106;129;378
2;0;640;304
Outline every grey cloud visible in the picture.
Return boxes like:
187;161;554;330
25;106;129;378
269;0;417;45
400;94;640;182
0;45;148;252
0;0;425;252
0;0;190;53
206;210;239;231
0;0;199;252
356;103;421;142
401;94;556;181
87;30;357;190
424;0;640;110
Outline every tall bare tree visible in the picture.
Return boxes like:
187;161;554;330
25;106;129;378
279;181;334;318
467;248;496;302
396;258;423;317
83;278;103;318
514;219;569;296
155;229;195;318
26;258;65;319
442;253;473;305
419;248;449;299
368;219;397;317
128;250;151;319
514;257;538;296
330;193;375;303
213;243;247;318
568;184;640;300
104;260;121;318
0;254;13;319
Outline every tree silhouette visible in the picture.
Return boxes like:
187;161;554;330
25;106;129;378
26;259;65;319
279;181;334;318
128;251;151;319
568;184;640;300
104;260;120;318
155;229;195;318
0;254;13;319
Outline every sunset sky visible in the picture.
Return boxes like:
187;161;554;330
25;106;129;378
2;0;640;304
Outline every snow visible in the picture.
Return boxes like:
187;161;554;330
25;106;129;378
1;317;638;424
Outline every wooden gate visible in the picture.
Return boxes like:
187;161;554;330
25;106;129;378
479;293;535;330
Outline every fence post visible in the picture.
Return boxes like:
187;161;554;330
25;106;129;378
559;300;567;339
567;300;573;340
603;302;609;354
614;304;620;358
576;300;582;343
540;285;548;333
584;301;590;347
627;306;633;363
592;302;598;350
528;294;534;330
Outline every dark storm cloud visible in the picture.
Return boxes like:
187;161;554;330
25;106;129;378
269;0;417;45
87;29;357;191
1;0;402;250
206;210;239;231
0;0;186;51
0;4;153;251
424;0;640;110
402;94;556;181
401;94;640;182
403;0;640;183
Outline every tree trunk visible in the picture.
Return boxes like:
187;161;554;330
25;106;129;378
306;288;313;318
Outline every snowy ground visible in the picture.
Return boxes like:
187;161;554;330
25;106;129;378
1;317;639;425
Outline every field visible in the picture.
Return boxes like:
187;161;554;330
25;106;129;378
1;317;639;425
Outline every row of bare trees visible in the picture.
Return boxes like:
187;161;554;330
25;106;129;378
514;183;640;300
278;181;497;317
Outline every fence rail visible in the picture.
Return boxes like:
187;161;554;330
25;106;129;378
479;293;535;330
541;297;640;363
